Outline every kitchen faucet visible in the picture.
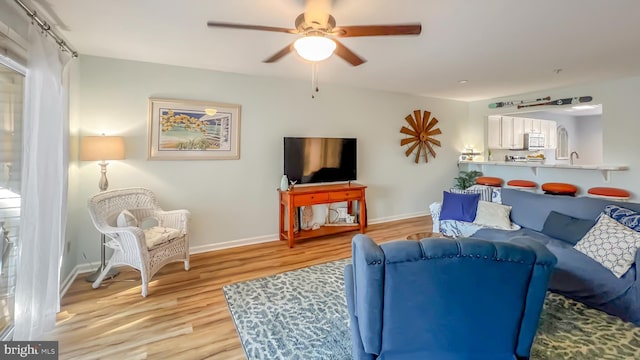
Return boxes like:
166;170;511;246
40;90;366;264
570;151;579;165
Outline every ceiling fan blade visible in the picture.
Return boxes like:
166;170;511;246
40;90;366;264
333;24;422;37
263;43;294;63
333;39;366;66
207;21;298;34
304;0;332;28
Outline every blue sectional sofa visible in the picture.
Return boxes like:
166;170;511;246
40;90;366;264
470;188;640;325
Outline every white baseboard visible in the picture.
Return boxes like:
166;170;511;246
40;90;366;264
59;212;430;298
189;234;279;254
60;261;99;299
368;210;429;225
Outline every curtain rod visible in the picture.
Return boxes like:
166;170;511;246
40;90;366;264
13;0;78;58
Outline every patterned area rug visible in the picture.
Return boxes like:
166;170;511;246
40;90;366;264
223;259;640;360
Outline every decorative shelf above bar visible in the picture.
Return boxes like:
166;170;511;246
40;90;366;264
458;161;629;182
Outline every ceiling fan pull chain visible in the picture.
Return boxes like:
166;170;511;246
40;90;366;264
311;63;320;98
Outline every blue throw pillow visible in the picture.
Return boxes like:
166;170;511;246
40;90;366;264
440;191;480;222
604;205;640;232
541;211;596;245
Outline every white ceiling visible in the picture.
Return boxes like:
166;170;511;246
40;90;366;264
30;0;640;101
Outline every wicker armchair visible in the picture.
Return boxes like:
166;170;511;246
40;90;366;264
87;187;190;297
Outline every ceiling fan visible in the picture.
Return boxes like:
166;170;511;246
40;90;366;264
206;0;422;66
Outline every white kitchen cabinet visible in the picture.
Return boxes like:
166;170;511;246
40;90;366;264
523;118;542;133
487;116;502;149
501;116;515;149
543;120;557;149
512;117;525;149
487;116;524;149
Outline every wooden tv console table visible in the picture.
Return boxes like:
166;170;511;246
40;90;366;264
279;183;367;248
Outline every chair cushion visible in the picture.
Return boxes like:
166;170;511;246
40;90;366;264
116;209;138;227
476;176;503;187
542;182;578;195
473;201;513;230
143;226;181;249
440;191;480;222
507;180;537;188
574;214;640;278
588;187;630;199
541;211;597;245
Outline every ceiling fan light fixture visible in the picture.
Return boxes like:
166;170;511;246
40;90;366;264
293;36;336;62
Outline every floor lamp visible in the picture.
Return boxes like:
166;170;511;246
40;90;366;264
80;134;125;282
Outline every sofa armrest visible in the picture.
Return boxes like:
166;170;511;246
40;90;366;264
344;265;375;360
351;234;385;356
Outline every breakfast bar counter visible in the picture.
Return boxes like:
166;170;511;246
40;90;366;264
458;160;629;181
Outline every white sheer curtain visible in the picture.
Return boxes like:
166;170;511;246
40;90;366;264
13;25;71;340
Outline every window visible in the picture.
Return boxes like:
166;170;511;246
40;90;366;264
0;60;24;338
556;126;569;160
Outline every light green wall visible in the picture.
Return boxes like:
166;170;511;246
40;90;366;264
64;55;470;279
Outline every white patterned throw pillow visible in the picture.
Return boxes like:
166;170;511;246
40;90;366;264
574;214;640;278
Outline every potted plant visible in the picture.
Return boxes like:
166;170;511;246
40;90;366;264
453;170;483;189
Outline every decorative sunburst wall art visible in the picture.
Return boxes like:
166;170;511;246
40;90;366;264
400;110;442;163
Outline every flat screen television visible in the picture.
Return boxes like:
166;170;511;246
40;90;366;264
284;137;357;185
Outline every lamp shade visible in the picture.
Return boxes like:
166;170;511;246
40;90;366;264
80;136;125;161
293;36;336;62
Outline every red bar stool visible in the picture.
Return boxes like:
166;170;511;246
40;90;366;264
587;187;631;201
541;182;578;196
476;176;503;187
507;180;537;191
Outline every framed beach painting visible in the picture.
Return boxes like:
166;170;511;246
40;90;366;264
148;98;241;160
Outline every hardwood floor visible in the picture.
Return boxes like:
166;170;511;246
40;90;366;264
50;216;432;359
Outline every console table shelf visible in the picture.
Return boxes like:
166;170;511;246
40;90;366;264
279;183;367;248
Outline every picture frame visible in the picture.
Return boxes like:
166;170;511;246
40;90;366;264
148;98;241;160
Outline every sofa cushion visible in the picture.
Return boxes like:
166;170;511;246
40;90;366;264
541;211;596;246
574;214;640;278
604;204;640;232
440;191;479;222
473;201;513;230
